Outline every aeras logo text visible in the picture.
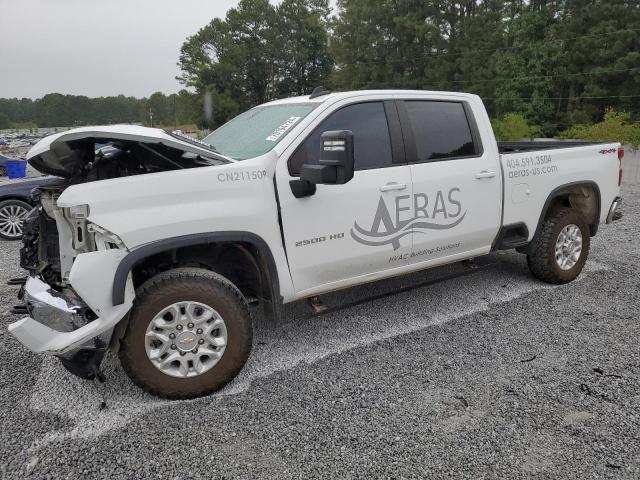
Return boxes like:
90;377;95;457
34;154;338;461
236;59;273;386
351;188;466;250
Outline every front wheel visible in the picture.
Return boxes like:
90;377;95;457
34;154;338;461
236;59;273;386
119;268;253;399
526;207;590;284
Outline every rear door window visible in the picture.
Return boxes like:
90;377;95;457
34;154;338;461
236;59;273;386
403;101;478;162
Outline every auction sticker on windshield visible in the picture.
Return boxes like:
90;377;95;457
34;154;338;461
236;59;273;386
266;117;301;142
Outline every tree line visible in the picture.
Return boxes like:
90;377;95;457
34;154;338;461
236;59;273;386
0;91;200;130
1;0;639;138
331;0;640;134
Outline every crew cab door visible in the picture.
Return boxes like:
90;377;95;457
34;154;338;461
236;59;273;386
276;100;412;297
397;98;502;264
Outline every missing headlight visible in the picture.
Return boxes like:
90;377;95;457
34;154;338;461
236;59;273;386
87;223;126;251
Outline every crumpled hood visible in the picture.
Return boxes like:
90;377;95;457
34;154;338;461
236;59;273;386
26;125;230;178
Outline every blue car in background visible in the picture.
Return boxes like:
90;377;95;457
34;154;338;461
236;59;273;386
0;176;59;240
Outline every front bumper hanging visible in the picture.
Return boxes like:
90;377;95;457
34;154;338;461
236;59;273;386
8;276;108;379
8;249;134;354
8;249;135;379
9;276;99;354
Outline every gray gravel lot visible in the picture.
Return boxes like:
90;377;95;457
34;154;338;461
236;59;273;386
1;185;639;479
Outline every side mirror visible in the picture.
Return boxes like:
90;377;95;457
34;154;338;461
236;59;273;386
290;131;354;198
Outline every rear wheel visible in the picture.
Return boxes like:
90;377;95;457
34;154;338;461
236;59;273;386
119;268;253;399
0;199;32;240
526;207;590;284
0;166;6;176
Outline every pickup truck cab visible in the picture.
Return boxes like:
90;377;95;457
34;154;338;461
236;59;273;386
8;89;623;398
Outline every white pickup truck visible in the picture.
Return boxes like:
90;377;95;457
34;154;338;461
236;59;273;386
8;89;623;398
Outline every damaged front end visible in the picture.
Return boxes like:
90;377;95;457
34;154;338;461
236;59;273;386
13;192;117;379
11;196;134;379
9;126;225;380
13;276;108;379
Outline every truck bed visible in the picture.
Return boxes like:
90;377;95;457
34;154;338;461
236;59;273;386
499;139;621;244
498;140;608;154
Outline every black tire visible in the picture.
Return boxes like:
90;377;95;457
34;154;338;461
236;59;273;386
0;166;6;176
119;268;252;399
0;199;32;240
526;207;590;284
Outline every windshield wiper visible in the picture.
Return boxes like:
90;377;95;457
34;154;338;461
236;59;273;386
139;143;184;169
164;129;231;161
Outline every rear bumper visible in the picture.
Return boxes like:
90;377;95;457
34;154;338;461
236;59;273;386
606;196;623;223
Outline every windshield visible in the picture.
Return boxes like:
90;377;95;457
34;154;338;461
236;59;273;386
202;103;317;160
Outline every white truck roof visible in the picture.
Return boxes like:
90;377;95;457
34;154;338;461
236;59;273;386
261;89;479;106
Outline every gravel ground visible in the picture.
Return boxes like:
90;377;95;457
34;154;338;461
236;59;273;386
1;185;639;479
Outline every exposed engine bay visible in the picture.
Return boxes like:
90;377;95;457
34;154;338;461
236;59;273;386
21;134;228;290
31;134;226;181
20;186;63;287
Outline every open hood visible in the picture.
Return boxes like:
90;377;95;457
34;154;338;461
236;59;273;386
26;125;232;179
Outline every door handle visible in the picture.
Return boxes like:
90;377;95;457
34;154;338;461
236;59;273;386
380;182;407;192
475;170;497;179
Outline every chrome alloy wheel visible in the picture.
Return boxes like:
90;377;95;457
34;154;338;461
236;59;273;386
555;224;583;270
145;301;228;378
0;203;30;239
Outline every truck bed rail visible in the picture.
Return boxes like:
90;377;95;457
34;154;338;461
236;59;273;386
498;140;609;154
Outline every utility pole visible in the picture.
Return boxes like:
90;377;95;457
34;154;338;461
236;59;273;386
148;108;154;127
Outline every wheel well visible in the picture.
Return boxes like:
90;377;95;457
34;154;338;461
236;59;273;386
130;242;271;304
542;184;600;236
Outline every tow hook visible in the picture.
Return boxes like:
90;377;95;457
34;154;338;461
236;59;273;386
91;365;108;411
59;349;107;381
10;305;29;315
91;364;106;383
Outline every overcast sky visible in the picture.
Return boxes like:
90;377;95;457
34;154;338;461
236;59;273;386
0;0;248;99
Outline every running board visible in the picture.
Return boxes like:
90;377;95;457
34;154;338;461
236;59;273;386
308;296;328;313
308;259;498;318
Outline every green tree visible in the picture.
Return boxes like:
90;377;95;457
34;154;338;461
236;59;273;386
331;0;439;90
145;92;172;126
492;4;561;132
177;0;332;126
275;0;333;97
559;109;640;148
551;0;640;126
492;113;541;141
0;112;12;129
